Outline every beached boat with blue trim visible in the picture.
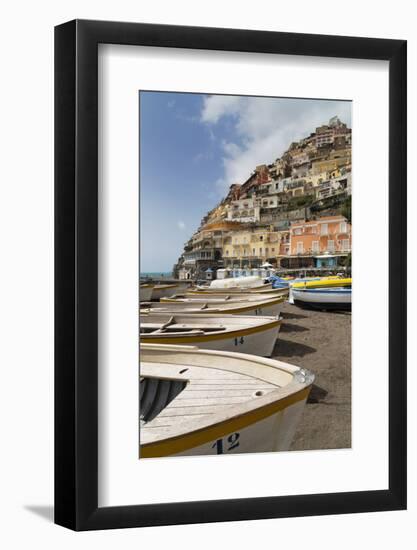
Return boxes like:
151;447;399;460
292;287;351;311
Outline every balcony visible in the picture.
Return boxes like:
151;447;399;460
192;232;213;244
293;251;337;258
255;187;270;195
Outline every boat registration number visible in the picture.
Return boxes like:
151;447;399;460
211;432;240;454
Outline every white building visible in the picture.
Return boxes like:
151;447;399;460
226;196;260;223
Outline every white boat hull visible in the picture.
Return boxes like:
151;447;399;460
139;285;154;301
151;285;180;300
141;299;284;317
167;323;281;357
209;276;267;289
170;288;289;301
190;285;279;295
174;398;307;455
140;345;314;458
174;282;191;293
292;288;351;310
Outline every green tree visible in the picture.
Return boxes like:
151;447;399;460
341;196;352;223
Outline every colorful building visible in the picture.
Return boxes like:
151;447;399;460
222;228;281;268
174;117;352;278
288;215;351;267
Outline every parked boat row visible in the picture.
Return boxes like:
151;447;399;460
286;276;352;310
160;290;288;303
140;277;280;302
140;313;282;356
141;294;285;317
187;285;288;296
139;274;317;457
139;344;314;457
140;282;192;301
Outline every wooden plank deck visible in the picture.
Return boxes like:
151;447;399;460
140;362;277;435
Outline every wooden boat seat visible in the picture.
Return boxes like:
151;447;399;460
152;329;206;337
161;316;175;329
165;324;226;332
141;317;175;332
141;323;165;331
143;330;206;337
140;361;278;432
141;325;227;336
143;305;229;333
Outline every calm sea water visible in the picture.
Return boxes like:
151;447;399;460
140;272;172;278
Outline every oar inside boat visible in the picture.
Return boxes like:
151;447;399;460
140;313;283;356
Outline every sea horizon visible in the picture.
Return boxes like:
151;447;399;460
140;271;172;278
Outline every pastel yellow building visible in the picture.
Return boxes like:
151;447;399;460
222;228;282;267
311;150;351;175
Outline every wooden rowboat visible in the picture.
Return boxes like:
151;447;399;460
139;283;155;302
187;285;288;296
151;284;180;300
292;287;352;311
140;313;282;356
291;277;352;289
140;295;286;317
205;276;270;290
139;344;314;457
160;292;287;304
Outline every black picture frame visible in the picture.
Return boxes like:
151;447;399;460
55;19;407;531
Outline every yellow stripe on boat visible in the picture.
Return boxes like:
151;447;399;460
291;277;351;289
140;318;282;345
149;296;287;315
154;284;177;289
140;386;310;458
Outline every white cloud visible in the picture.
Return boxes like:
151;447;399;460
201;95;243;124
221;140;242;158
200;95;352;195
177;221;186;230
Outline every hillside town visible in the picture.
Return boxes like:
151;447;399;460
173;116;352;280
141;108;352;458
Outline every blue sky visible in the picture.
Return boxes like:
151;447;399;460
140;91;351;272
